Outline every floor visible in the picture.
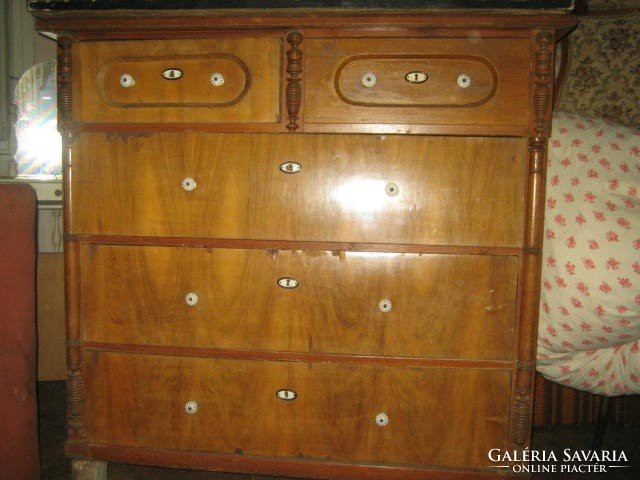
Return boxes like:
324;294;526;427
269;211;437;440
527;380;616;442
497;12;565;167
39;382;639;479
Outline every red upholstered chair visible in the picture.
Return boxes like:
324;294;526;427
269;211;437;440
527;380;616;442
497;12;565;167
0;183;40;480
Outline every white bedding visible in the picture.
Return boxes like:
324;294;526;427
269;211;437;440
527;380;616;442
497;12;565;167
537;112;640;396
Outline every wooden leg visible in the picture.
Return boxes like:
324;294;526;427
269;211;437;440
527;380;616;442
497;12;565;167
72;459;108;480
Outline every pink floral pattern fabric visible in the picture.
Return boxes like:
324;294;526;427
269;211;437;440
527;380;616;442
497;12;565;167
537;112;640;396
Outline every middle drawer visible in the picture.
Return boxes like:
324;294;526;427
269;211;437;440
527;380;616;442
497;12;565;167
71;133;526;247
80;244;518;360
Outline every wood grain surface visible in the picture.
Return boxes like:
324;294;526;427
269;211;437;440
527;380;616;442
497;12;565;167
82;351;512;469
80;244;519;360
70;133;527;247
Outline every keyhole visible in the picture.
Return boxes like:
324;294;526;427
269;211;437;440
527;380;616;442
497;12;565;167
279;161;302;174
278;277;299;289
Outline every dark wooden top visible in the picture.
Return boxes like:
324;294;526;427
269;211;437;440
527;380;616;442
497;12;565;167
29;0;575;12
30;0;577;38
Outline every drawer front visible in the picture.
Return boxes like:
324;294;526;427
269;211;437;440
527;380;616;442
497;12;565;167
81;245;518;360
83;351;511;469
74;37;281;124
71;133;526;247
304;37;530;127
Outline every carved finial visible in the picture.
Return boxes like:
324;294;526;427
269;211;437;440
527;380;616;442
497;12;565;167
531;30;554;144
286;32;303;132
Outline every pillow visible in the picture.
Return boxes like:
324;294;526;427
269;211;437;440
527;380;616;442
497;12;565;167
556;13;640;127
537;112;640;396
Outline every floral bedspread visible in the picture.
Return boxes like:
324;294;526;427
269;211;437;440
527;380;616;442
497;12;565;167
537;112;640;396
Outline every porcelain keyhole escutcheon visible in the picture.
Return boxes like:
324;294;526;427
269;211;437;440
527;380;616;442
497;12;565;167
405;71;428;84
162;68;183;80
276;389;297;401
279;161;302;174
277;277;299;289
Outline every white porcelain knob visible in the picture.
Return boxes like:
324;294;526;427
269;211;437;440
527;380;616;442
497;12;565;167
361;72;377;88
385;182;399;197
181;177;197;192
378;298;393;313
210;72;225;87
184;292;199;306
119;73;135;88
376;412;389;427
457;74;471;88
184;401;198;415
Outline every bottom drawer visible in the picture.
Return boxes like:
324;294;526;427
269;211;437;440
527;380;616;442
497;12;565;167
83;351;511;469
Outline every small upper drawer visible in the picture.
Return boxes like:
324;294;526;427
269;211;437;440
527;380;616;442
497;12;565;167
74;37;281;124
304;37;530;129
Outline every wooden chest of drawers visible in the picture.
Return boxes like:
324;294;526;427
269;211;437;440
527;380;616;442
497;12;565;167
32;3;575;479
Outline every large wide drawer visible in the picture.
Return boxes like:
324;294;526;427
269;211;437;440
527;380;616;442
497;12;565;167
80;244;518;361
304;37;531;128
83;351;511;469
71;133;527;247
74;37;281;124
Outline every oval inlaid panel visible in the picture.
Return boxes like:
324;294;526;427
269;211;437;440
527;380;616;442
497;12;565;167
98;53;250;107
336;55;497;107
